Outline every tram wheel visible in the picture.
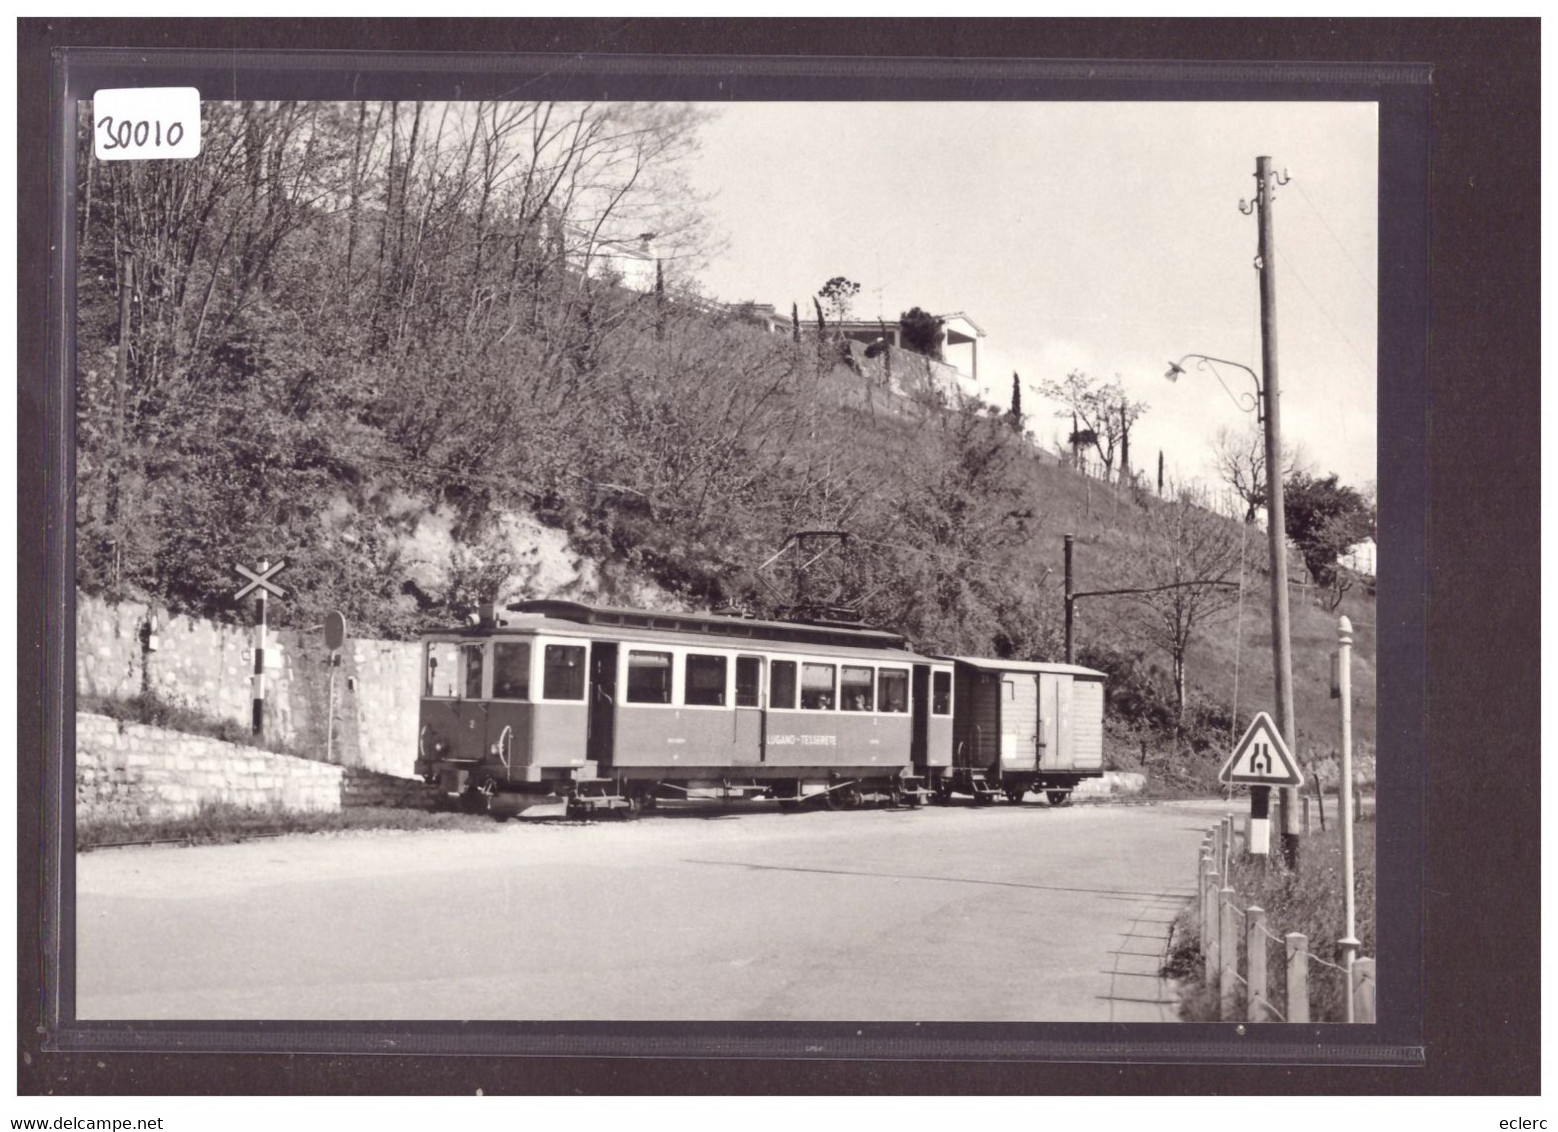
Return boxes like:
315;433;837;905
1004;788;1025;805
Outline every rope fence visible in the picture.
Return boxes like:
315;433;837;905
1197;817;1376;1024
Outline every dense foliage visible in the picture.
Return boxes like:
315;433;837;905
1281;471;1376;586
74;100;1064;661
896;307;945;360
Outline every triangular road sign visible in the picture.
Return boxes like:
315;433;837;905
1219;711;1304;787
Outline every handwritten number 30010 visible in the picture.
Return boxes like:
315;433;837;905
97;116;185;151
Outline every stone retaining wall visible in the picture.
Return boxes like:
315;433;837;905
76;712;344;822
76;713;441;824
76;591;422;777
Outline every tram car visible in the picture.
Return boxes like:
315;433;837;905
414;600;957;818
941;657;1106;805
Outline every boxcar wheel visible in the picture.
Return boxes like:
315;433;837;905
1004;787;1025;805
1047;790;1071;806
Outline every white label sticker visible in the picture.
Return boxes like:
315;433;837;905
92;87;202;161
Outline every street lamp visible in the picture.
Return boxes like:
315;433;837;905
1166;342;1298;867
1164;354;1264;422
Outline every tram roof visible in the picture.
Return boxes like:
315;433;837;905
426;600;944;663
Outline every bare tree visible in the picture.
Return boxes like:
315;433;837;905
1210;423;1306;524
1037;370;1147;483
1127;487;1250;722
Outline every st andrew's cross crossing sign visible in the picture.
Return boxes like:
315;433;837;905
1218;711;1305;788
233;559;289;602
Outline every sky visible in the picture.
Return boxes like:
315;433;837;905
684;101;1378;497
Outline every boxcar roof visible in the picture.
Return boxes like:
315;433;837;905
948;656;1107;679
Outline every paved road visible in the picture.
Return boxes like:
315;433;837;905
76;799;1227;1022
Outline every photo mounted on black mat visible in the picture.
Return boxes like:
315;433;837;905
47;51;1426;1060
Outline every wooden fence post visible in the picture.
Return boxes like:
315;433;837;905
1246;906;1268;1022
1302;794;1312;835
1352;957;1376;1023
1285;932;1310;1024
1204;870;1221;983
1199;851;1212;944
1218;883;1238;1020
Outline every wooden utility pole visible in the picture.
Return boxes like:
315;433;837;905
1254;154;1300;868
1063;533;1075;663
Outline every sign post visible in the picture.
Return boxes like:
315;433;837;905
324;611;347;764
1336;615;1360;1020
1219;711;1304;858
234;558;289;736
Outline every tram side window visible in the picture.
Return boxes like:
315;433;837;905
462;643;486;700
685;653;728;706
770;660;797;710
878;668;909;713
626;651;673;704
425;642;460;698
801;663;836;710
932;670;953;715
542;644;586;700
492;641;531;700
840;666;874;712
735;657;763;707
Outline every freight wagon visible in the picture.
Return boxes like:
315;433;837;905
943;657;1106;804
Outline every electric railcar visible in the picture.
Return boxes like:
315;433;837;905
414;600;1103;818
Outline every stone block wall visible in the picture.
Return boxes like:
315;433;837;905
76;712;345;823
340;767;441;810
75;591;423;777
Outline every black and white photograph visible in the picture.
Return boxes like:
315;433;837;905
68;89;1386;1030
23;19;1543;1104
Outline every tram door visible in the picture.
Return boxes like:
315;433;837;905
733;655;764;764
587;643;618;769
910;664;930;769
